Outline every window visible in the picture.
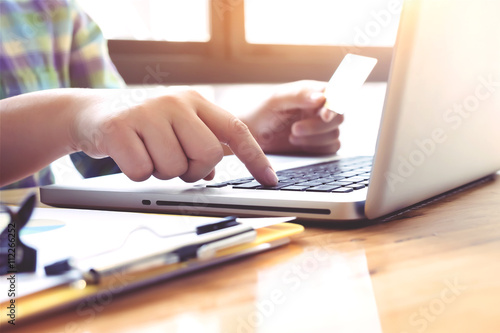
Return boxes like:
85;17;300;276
245;0;400;46
79;0;210;42
78;0;402;84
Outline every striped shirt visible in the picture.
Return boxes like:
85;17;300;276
0;0;125;189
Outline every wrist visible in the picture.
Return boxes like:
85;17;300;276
53;89;87;155
65;88;108;155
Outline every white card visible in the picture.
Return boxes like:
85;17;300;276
324;54;378;114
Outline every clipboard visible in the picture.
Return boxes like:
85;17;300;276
0;203;303;325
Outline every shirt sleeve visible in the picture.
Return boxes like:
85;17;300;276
68;0;124;178
68;0;126;89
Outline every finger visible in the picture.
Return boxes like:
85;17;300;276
172;113;224;182
103;127;153;181
270;80;327;111
137;119;188;180
203;169;216;181
319;106;339;123
289;129;340;147
194;98;278;186
295;139;342;155
291;114;344;137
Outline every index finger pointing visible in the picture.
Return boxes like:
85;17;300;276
226;118;278;185
195;99;278;186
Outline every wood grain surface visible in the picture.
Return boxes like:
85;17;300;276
1;173;499;333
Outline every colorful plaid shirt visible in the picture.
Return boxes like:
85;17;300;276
0;0;126;189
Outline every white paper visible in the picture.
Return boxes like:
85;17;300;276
0;207;294;302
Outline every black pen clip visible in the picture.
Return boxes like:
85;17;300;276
0;193;37;275
196;216;240;234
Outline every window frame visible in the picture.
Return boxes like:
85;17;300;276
108;0;393;85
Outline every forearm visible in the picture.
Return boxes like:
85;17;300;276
0;89;81;186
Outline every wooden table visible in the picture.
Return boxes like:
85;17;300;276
2;172;499;333
2;83;499;332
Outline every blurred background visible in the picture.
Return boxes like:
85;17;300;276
78;0;401;84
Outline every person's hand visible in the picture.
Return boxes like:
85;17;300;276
241;80;344;155
70;88;278;185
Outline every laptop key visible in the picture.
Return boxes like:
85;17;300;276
305;185;342;192
331;187;354;193
256;182;295;190
227;178;254;185
346;184;365;190
326;181;353;187
316;177;336;184
219;156;372;193
293;175;320;181
206;182;230;188
322;176;346;182
338;171;361;177
208;177;254;187
295;180;324;187
233;181;262;189
345;176;369;182
281;185;310;191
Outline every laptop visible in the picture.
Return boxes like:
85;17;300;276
41;0;500;222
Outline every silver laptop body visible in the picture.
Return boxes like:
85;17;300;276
41;0;500;222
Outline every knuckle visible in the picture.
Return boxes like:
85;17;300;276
101;114;126;134
132;103;152;119
167;88;203;103
336;114;345;124
127;160;154;182
333;140;341;152
296;87;311;100
323;140;341;154
200;144;224;165
235;140;263;162
179;173;198;183
193;142;224;168
183;88;203;99
227;117;250;143
158;158;189;180
156;90;203;119
169;158;189;177
158;93;185;110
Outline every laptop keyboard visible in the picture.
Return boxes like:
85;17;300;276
207;156;372;193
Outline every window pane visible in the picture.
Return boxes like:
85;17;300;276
245;0;402;46
78;0;210;42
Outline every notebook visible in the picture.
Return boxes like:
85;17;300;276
0;207;303;323
41;0;500;222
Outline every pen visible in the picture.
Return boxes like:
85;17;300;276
45;217;257;284
197;229;256;260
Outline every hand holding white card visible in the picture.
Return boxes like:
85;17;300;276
324;54;378;115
